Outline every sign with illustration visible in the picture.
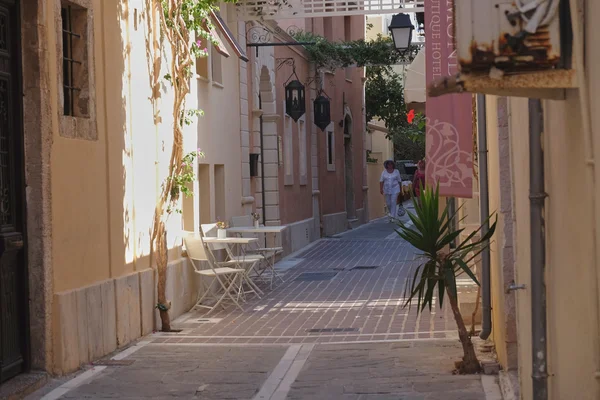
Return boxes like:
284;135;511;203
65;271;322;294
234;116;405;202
425;0;473;198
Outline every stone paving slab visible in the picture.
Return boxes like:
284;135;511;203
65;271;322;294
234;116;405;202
27;230;493;400
53;345;286;400
154;232;455;346
287;341;486;400
29;341;491;400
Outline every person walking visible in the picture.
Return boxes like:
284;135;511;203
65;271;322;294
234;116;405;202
413;159;426;207
380;160;402;222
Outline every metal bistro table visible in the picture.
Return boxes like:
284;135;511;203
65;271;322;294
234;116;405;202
226;226;287;249
201;236;264;297
226;225;287;287
226;226;287;234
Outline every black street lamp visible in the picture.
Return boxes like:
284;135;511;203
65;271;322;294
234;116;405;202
313;94;331;131
388;13;414;51
285;79;306;122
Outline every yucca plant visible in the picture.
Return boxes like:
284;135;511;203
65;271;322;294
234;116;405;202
396;184;497;374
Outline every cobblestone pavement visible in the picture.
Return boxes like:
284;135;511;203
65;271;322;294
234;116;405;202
28;219;496;400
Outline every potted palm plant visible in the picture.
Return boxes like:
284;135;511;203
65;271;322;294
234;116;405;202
396;184;496;374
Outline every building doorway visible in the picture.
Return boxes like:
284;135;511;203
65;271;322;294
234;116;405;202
344;114;355;220
0;0;29;383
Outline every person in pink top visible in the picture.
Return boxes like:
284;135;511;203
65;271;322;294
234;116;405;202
412;159;426;206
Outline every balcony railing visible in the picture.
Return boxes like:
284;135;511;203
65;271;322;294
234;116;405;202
235;0;424;21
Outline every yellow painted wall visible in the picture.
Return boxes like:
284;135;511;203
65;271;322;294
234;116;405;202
483;96;509;368
366;127;394;220
196;3;243;224
370;127;394;163
48;0;237;292
365;15;383;41
367;156;386;219
497;94;600;399
49;0;112;292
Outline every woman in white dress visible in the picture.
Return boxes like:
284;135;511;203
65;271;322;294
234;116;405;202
379;160;402;222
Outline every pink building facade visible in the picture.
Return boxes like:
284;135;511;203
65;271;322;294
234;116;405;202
241;16;367;254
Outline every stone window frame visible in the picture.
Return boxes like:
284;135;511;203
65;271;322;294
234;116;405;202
195;34;209;80
283;108;294;186
326;122;335;172
210;45;224;86
55;0;97;140
298;115;307;185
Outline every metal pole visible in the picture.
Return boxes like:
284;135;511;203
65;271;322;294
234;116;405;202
477;94;492;341
259;95;267;228
529;98;548;400
447;197;457;249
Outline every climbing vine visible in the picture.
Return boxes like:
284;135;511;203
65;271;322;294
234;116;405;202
292;31;421;71
143;0;234;331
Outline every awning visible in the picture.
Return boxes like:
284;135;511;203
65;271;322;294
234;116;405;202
404;48;426;106
209;11;249;62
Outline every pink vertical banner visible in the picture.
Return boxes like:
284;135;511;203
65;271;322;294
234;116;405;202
425;0;473;198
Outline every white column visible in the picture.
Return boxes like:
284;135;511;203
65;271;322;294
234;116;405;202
238;21;253;214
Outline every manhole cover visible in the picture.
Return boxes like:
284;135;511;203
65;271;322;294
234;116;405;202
92;359;135;366
307;327;359;333
351;266;379;270
295;272;338;281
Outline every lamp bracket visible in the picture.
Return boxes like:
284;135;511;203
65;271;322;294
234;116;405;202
276;57;295;72
246;24;315;56
246;24;302;45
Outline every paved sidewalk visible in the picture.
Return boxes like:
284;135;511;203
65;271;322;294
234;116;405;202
28;221;498;400
29;341;491;400
151;220;453;346
288;341;486;400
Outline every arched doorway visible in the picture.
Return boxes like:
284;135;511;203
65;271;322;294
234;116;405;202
344;113;355;220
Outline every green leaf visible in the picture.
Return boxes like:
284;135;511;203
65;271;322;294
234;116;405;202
438;277;446;307
436;228;464;250
455;259;480;286
394;182;496;316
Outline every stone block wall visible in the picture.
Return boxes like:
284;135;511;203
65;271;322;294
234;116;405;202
280;217;319;256
52;257;199;375
322;212;349;237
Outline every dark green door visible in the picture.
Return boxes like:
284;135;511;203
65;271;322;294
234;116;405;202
0;0;27;383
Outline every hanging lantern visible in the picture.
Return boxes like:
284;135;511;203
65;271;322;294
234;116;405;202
313;95;331;131
388;13;414;51
285;80;306;122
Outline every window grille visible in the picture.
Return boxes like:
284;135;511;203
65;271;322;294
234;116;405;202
61;6;81;116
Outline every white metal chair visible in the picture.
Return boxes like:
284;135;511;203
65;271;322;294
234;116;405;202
183;231;245;313
200;223;264;298
230;216;285;288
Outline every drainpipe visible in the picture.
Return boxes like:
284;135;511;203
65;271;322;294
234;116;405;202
477;94;492;341
259;94;267;227
529;98;548;400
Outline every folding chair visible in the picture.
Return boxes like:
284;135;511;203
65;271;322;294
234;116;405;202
200;223;264;298
183;231;244;313
230;216;285;288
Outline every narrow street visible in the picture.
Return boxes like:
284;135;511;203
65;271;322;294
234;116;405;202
29;215;496;400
